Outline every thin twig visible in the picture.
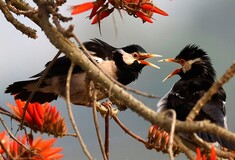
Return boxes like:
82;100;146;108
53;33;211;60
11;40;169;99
0;0;37;38
92;88;108;160
113;114;180;153
0;140;14;160
112;115;147;145
18;51;61;131
104;111;110;159
0;106;14;117
187;62;235;121
174;135;195;160
0;114;38;157
0;106;76;138
7;2;38;16
192;133;235;159
165;110;176;160
0;154;4;160
65;62;93;160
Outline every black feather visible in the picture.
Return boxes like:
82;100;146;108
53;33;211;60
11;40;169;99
5;38;149;106
157;45;235;150
83;38;116;60
31;56;83;78
122;44;146;53
5;80;58;103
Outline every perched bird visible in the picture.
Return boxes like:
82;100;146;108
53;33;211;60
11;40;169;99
157;45;235;150
5;39;161;110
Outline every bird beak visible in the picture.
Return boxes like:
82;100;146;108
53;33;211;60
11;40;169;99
137;53;162;69
162;68;181;82
138;53;162;60
158;58;181;82
138;60;160;69
158;58;176;63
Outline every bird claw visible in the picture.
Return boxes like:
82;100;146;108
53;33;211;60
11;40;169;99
96;101;119;118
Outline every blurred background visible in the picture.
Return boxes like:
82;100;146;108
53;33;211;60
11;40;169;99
1;0;235;159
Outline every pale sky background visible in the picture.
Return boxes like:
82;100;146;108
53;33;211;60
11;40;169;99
1;0;235;160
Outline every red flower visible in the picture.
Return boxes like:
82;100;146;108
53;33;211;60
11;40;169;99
0;131;63;160
196;146;216;160
71;2;95;15
31;137;63;160
146;124;181;155
0;131;9;154
91;8;114;24
7;99;67;136
71;0;168;24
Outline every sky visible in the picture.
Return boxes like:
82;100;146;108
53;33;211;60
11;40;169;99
1;0;235;160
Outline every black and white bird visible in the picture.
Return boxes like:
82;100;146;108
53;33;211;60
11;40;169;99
5;39;161;110
157;45;235;150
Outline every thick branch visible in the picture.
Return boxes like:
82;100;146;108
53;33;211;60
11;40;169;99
29;1;235;147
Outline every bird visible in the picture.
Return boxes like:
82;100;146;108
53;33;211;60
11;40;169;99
5;39;161;110
157;44;235;150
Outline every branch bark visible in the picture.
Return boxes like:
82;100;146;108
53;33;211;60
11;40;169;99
1;1;235;159
31;0;235;147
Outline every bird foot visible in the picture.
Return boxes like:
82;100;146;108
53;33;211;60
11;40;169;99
96;101;119;118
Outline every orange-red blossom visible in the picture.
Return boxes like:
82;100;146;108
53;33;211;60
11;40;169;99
7;99;67;136
71;0;168;24
0;131;63;160
196;146;216;160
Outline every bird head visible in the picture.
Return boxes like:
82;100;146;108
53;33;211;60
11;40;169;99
116;44;162;70
113;44;162;84
159;45;215;82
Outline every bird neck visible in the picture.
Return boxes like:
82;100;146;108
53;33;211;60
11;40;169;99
116;67;141;85
180;62;216;82
113;51;143;85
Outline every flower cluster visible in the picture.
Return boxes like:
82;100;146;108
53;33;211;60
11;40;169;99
146;125;181;155
71;0;168;24
7;99;67;137
196;146;216;160
0;131;63;160
147;125;217;159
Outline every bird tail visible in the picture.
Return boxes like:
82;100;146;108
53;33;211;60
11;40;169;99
5;80;58;103
198;131;235;150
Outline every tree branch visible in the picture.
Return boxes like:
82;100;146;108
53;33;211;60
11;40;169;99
92;89;108;160
65;62;93;160
187;62;235;121
0;0;37;38
30;0;235;148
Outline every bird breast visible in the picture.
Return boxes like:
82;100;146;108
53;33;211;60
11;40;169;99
97;60;118;80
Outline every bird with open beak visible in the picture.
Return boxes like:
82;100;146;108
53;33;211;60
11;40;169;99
5;39;161;111
156;44;235;150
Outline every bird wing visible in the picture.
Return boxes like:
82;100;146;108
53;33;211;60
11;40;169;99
82;38;116;60
31;56;83;78
31;39;116;78
161;78;235;149
159;78;226;127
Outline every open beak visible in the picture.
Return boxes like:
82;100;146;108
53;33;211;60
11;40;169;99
158;58;176;63
137;53;162;69
138;53;162;60
138;60;160;69
159;58;182;82
162;68;181;82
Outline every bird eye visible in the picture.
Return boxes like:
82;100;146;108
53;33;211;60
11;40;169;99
179;59;186;65
132;53;139;58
